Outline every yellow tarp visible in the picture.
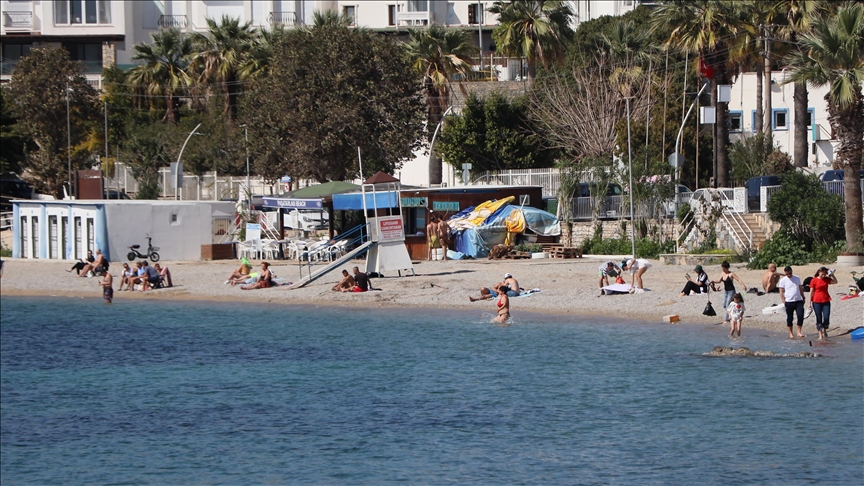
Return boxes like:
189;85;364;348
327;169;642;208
466;196;515;226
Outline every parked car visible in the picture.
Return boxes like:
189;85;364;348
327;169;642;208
744;175;782;212
284;209;329;231
663;184;693;217
575;182;623;198
819;169;864;182
1;176;33;212
103;190;130;199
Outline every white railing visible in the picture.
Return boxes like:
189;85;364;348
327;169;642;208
2;11;32;31
473;168;561;197
760;180;862;211
0;211;12;231
268;11;297;25
397;11;431;26
717;190;753;251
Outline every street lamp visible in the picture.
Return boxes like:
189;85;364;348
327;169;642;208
625;96;635;260
66;82;72;198
428;106;454;185
239;124;250;215
175;122;203;200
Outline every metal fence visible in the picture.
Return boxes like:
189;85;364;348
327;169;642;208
473;168;561;197
567;194;685;221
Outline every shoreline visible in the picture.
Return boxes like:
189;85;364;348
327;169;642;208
2;257;861;336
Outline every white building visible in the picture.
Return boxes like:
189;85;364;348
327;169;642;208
727;71;840;169
11;199;235;261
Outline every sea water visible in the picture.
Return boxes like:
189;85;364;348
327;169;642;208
1;296;861;484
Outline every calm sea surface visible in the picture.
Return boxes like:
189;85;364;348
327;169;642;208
1;296;861;484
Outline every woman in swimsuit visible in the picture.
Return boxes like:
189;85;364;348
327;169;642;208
493;283;511;323
241;262;273;290
711;261;748;324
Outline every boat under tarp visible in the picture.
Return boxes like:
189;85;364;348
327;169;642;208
447;201;560;258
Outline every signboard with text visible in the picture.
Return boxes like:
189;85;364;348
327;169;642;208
377;216;405;242
262;197;323;209
432;201;460;212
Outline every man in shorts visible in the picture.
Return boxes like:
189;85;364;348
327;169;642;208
762;262;781;293
352;266;370;292
598;261;622;292
99;270;114;303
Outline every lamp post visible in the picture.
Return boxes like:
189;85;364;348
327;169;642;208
625;96;635;260
244;125;250;215
175;122;203;200
66;82;72;198
428;106;454;185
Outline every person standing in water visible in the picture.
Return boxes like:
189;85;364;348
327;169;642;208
809;267;838;340
712;261;747;324
99;270;113;304
493;282;511;323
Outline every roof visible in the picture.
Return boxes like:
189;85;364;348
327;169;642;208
363;171;400;185
287;181;361;199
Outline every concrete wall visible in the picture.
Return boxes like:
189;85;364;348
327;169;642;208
11;200;235;262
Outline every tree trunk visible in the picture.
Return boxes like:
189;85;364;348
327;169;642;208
763;40;773;140
715;77;731;188
832;92;864;253
427;82;443;186
793;82;808;167
165;93;178;124
226;72;238;122
526;59;536;81
755;63;763;134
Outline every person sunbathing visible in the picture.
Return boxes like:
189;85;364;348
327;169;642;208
225;259;252;284
79;249;106;277
241;262;273;290
116;262;137;291
332;269;356;292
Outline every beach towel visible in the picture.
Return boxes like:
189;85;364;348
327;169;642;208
601;283;650;295
515;288;541;297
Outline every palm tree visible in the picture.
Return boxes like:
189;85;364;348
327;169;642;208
488;0;574;81
190;15;257;122
650;0;746;188
784;2;864;253
309;10;354;29
775;0;828;167
405;25;477;185
728;2;772;135
128;28;194;124
238;24;289;80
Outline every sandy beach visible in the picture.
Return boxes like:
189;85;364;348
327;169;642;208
2;256;861;335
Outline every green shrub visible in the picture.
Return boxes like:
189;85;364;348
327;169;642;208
748;231;814;269
582;235;673;259
514;243;543;253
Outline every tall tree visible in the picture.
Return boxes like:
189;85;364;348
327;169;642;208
242;23;425;182
8;47;99;197
127;28;194;124
190;15;257;123
784;2;864;253
238;24;289;80
405;25;477;185
488;0;575;81
775;0;827;167
0;85;29;175
651;0;746;188
438;91;559;174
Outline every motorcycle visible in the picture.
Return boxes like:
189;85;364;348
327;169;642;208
127;235;160;262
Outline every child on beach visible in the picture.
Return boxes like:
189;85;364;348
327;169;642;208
726;293;745;337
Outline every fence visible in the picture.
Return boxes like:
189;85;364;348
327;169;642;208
567;194;686;221
473;168;561;197
760;179;862;211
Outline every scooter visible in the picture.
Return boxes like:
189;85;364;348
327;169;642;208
127;235;160;262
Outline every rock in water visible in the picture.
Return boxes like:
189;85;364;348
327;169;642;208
704;346;820;358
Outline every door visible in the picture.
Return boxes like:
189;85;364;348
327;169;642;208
61;216;69;259
49;215;58;259
74;216;82;259
87;217;95;253
20;216;28;258
31;216;39;258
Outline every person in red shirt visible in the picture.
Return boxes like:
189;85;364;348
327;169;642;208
809;267;838;340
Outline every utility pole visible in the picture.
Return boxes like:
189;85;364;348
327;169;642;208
478;2;483;70
104;100;109;196
66;82;72;198
763;24;774;140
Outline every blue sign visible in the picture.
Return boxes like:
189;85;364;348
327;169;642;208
281;176;293;183
263;197;322;209
432;201;460;211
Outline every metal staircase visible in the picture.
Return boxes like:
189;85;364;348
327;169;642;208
286;240;376;289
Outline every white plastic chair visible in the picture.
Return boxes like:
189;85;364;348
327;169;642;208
262;239;280;260
238;240;260;260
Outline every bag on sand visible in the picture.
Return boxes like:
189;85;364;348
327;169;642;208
615;276;625;285
703;301;717;317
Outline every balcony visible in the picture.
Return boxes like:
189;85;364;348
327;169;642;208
158;15;188;28
397;11;431;27
268;11;297;26
3;11;33;32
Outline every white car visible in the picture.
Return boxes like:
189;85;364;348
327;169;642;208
283;209;329;231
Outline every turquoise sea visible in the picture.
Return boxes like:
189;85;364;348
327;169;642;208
1;296;861;484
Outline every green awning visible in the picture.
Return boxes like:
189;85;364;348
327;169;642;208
287;181;361;199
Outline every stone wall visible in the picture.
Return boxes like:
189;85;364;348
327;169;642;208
562;219;676;247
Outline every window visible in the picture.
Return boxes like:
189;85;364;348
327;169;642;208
1;43;33;75
55;0;111;25
468;3;484;24
407;0;428;12
62;42;102;73
773;109;788;130
728;111;742;132
519;194;530;206
806;108;815;129
751;110;757;132
388;5;396;26
343;6;356;26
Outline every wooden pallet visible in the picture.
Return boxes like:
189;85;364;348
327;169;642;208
502;251;532;259
547;246;583;259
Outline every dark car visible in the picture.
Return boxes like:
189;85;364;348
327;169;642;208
103;190;131;199
745;175;782;212
576;182;623;198
819;169;864;182
1;177;34;212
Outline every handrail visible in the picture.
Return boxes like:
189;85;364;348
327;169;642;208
296;223;369;281
716;191;752;252
0;211;12;231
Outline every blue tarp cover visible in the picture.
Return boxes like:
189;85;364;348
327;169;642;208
448;204;560;258
333;191;400;210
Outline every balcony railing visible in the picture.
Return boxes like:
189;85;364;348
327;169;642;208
397;11;430;26
3;11;32;31
158;15;188;28
268;11;297;25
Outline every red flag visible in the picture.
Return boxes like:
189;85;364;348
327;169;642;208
699;57;715;79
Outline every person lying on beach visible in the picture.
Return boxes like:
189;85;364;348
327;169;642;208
154;263;173;287
332;269;356;292
469;273;522;301
493;283;511;323
99;271;113;304
66;250;94;275
225;259;252;284
241;262;273;290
